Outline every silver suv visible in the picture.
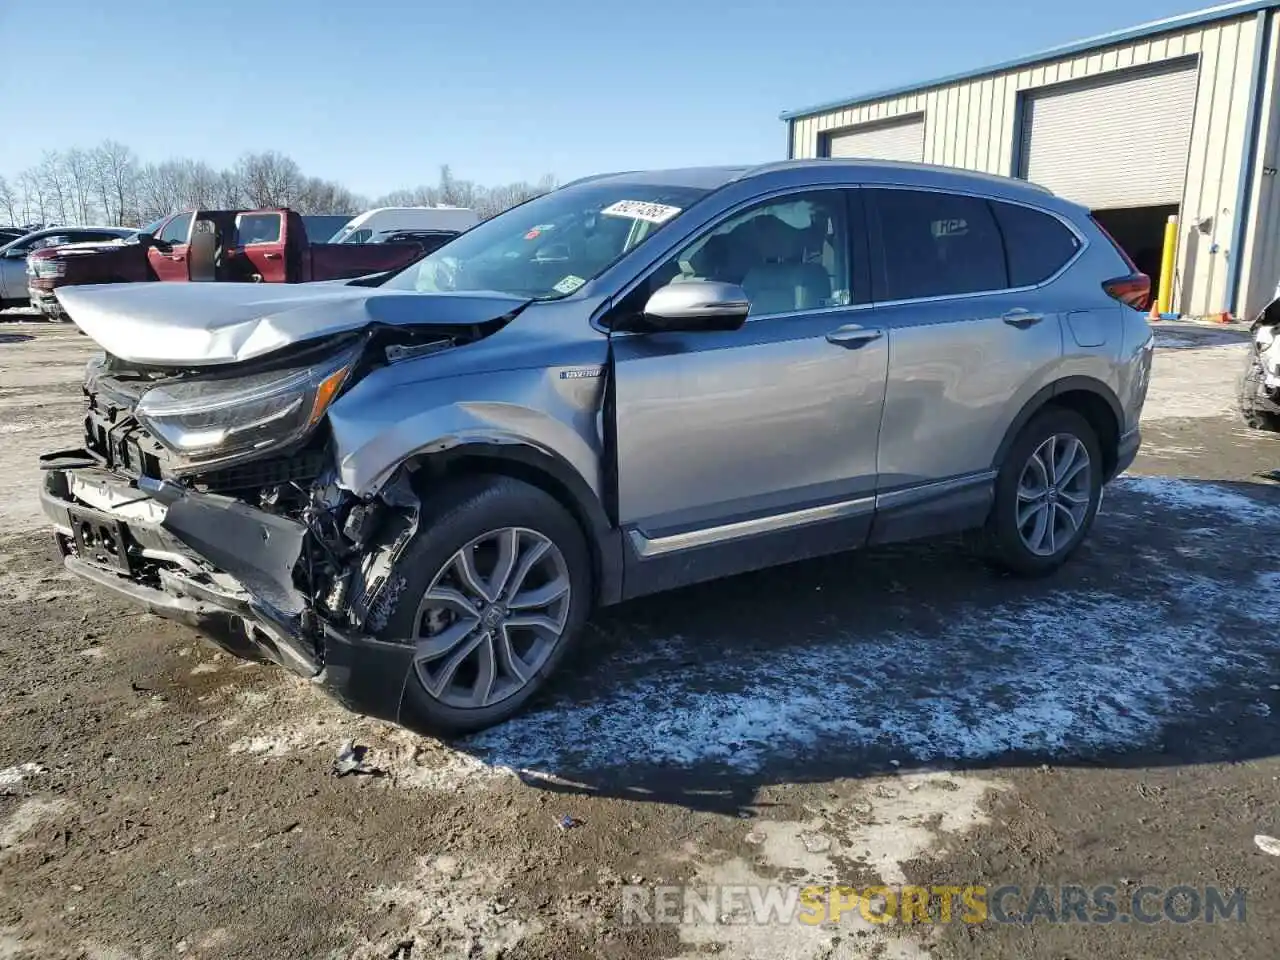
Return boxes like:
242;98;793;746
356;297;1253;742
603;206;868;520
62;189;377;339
41;160;1153;732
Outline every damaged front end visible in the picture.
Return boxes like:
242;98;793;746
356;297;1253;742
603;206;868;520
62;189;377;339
40;320;499;719
1240;296;1280;432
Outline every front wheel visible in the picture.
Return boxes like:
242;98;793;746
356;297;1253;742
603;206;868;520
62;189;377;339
383;474;592;734
984;408;1103;577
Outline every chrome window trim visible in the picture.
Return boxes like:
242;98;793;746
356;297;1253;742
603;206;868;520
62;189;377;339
594;179;1092;332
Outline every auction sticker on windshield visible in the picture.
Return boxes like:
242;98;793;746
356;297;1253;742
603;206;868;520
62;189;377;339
553;275;586;294
601;200;682;224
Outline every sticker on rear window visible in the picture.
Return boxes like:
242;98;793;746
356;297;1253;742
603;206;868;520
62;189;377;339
553;275;585;294
601;200;682;224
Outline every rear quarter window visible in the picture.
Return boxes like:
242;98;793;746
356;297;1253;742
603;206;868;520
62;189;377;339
992;201;1081;286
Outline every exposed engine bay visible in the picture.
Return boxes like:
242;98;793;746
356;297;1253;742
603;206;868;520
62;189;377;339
40;319;507;682
1239;295;1280;432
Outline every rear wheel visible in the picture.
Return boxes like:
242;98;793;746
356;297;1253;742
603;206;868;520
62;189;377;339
984;408;1103;576
384;475;592;734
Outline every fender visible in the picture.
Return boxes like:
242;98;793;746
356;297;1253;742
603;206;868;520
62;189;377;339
415;440;624;606
992;376;1124;474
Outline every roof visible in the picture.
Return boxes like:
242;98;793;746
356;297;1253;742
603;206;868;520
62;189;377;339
560;166;753;190
780;0;1280;120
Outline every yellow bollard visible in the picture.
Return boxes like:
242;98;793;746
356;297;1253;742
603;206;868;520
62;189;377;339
1156;214;1178;316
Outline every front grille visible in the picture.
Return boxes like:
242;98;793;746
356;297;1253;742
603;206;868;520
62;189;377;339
191;450;328;493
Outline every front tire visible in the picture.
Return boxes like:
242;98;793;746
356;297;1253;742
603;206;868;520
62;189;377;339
984;408;1103;577
385;474;592;735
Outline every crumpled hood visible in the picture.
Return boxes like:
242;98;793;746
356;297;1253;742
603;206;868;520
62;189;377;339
56;282;531;366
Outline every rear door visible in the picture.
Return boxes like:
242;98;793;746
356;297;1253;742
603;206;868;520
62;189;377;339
147;212;194;281
234;212;287;282
866;188;1070;518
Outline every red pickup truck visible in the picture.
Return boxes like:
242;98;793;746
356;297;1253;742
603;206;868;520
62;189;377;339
28;208;424;320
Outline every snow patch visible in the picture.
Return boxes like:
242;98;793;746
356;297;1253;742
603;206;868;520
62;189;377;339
1115;475;1273;524
356;855;536;960
674;774;1000;959
0;763;45;791
463;480;1280;775
0;797;69;849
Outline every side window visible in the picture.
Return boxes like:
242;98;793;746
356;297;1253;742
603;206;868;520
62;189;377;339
649;192;851;317
159;213;193;246
236;213;282;245
344;228;372;244
991;201;1081;286
872;190;1007;300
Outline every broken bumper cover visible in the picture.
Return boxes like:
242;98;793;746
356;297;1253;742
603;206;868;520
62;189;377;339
39;454;414;722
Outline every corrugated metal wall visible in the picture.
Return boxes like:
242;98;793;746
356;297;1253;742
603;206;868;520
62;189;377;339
1240;16;1280;320
789;14;1264;318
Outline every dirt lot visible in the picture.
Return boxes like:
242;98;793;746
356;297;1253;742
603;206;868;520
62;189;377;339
1;313;1278;959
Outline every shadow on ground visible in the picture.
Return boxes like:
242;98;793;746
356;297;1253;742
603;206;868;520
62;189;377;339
419;476;1280;816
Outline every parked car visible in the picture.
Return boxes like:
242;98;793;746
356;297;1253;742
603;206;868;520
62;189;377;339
39;160;1153;733
0;226;135;309
1238;293;1280;431
302;214;358;245
327;206;478;244
369;228;460;255
26;209;425;320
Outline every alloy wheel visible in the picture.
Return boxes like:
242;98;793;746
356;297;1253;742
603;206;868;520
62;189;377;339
1015;433;1093;557
412;527;571;709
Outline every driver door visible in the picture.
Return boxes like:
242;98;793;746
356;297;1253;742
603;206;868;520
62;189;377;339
609;188;889;595
147;212;193;281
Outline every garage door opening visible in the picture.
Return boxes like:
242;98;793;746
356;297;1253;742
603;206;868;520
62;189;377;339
1092;204;1178;302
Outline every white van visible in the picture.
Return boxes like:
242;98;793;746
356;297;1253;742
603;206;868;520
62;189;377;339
328;207;479;244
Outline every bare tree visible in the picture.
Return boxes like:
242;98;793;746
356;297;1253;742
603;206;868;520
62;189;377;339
18;168;46;226
63;149;95;224
7;140;555;226
0;176;17;226
39;151;71;225
91;140;138;226
236;151;305;208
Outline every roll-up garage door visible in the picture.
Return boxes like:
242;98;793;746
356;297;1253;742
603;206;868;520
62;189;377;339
1019;61;1198;209
826;115;925;163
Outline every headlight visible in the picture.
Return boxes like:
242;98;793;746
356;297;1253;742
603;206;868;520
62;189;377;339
135;344;358;470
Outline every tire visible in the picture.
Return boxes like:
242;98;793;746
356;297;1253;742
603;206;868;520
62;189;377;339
1237;348;1280;432
386;474;592;735
983;407;1103;577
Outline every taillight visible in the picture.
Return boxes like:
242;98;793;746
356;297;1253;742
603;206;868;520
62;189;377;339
1103;273;1151;310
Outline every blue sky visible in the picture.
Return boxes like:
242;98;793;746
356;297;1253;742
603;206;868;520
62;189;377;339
0;0;1216;196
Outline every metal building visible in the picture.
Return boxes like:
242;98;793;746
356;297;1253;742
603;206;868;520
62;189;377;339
781;0;1280;321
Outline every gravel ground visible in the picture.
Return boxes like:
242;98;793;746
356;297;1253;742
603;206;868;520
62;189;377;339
1;312;1277;959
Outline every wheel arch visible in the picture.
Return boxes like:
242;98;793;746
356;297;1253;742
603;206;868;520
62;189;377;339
994;377;1124;481
402;441;624;607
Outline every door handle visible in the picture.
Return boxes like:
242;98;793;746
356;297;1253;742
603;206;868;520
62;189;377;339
1002;309;1044;329
826;324;884;348
165;254;185;262
263;252;282;260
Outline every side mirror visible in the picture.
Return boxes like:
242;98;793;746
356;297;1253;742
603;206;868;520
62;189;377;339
638;280;750;332
4;248;27;259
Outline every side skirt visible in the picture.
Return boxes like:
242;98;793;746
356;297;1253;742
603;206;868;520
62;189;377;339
619;472;996;602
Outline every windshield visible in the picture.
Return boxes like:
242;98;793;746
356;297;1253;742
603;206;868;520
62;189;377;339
381;181;709;299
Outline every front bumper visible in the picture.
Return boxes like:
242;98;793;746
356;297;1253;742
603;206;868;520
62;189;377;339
1114;426;1141;478
40;455;413;722
28;285;61;314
